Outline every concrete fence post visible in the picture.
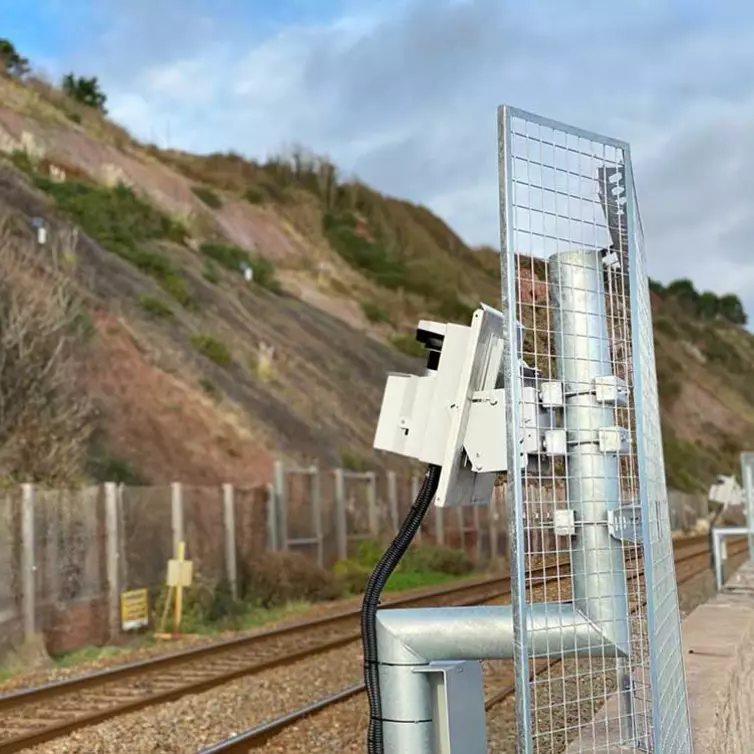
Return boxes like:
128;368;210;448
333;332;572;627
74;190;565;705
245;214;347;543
170;482;184;558
273;461;288;551
20;483;35;643
265;482;277;551
104;483;120;640
310;468;324;568
386;471;399;535
472;503;482;563
367;472;379;539
411;473;422;543
222;484;238;600
435;506;445;546
116;484;129;589
334;468;347;560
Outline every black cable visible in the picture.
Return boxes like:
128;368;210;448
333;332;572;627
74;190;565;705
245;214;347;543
361;464;441;754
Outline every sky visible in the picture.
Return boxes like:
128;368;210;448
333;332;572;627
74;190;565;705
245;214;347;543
6;0;754;319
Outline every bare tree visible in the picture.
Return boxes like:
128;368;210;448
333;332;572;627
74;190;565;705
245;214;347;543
0;220;94;486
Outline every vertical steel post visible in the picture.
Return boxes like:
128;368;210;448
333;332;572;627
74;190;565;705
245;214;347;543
549;249;634;740
741;455;754;561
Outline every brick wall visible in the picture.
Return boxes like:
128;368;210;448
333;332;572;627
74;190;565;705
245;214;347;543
40;597;110;655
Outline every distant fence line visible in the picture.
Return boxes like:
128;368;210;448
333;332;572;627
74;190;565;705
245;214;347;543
0;462;710;655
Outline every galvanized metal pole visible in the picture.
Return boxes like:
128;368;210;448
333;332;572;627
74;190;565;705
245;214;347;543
741;454;754;561
549;249;634;740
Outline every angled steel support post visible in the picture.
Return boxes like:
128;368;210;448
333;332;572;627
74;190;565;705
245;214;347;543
375;603;628;753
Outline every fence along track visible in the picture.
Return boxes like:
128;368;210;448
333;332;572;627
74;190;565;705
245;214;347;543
197;534;722;753
0;567;550;754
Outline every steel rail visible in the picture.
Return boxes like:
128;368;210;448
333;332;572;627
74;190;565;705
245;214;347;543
197;535;733;753
0;558;574;754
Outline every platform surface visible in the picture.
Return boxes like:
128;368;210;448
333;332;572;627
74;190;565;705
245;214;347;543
563;560;754;753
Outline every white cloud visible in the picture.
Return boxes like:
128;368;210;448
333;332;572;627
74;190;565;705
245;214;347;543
54;0;754;317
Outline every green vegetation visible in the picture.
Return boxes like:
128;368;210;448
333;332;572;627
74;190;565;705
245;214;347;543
199;242;281;293
190;332;232;366
339;449;370;471
87;450;148;485
333;539;476;596
199;376;221;400
244;186;266;204
361;301;392;324
391;332;425;358
191;185;223;209
0;38;29;78
202;261;221;284
62;73;107;113
655;278;747;326
139;295;173;320
34;179;194;307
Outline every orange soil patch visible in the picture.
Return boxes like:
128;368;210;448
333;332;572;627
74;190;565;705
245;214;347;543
82;311;272;485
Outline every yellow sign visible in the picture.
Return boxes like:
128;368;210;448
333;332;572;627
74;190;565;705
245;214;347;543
120;588;149;631
166;558;193;587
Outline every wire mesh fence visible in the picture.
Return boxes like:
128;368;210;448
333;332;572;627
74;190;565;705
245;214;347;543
499;106;691;753
0;460;714;661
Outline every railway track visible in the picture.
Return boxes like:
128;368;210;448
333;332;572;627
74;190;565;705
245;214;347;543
200;535;742;753
0;565;551;754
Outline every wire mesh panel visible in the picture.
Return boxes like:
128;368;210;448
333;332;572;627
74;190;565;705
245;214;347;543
498;105;691;753
35;487;102;609
0;491;19;627
119;485;173;595
183;486;226;585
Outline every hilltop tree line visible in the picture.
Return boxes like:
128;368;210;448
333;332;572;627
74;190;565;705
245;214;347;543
650;277;747;326
1;37;107;113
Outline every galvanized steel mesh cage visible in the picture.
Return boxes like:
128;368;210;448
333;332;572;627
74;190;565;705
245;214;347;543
498;105;691;753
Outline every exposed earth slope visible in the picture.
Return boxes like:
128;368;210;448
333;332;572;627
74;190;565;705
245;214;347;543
0;71;752;492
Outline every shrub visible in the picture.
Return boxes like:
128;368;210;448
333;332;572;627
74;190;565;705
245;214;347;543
200;241;249;271
340;450;370;472
191;185;223;209
248;257;282;293
87;451;148;485
202;262;221;284
323;211;406;290
361;301;391;324
401;545;474;576
244;186;266;205
35;180;193;306
139;295;173;319
199;377;221;400
332;559;371;595
62;73;107;113
206;575;243;623
199;242;282;293
0;38;30;77
391;333;425;359
0;227;94;485
240;551;340;607
190;333;232;366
